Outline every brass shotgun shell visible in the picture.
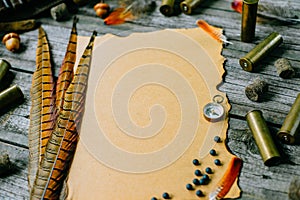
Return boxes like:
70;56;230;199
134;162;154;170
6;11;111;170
180;0;206;15
0;85;24;111
241;0;259;42
277;93;300;144
240;32;283;72
246;110;281;166
0;59;11;83
160;0;175;16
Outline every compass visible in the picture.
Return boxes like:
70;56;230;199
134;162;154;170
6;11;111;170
203;95;225;122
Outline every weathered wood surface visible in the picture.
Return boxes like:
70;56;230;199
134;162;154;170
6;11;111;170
0;0;299;199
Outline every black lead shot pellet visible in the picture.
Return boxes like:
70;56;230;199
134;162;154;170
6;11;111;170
205;167;213;174
193;159;200;166
162;192;170;199
194;169;202;176
199;178;206;185
193;178;200;185
151;198;157;200
209;149;216;156
214;136;221;143
202;174;209;180
196;189;204;197
186;183;194;190
214;159;221;166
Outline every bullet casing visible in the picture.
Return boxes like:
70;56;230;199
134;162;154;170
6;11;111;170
277;93;300;144
240;32;283;72
160;0;175;16
246;110;281;166
180;0;206;15
241;0;259;42
0;59;11;83
0;85;24;111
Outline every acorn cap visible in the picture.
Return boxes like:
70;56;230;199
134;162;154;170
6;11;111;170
2;33;20;44
93;3;110;11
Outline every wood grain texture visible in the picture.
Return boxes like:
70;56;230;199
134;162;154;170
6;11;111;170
0;0;299;199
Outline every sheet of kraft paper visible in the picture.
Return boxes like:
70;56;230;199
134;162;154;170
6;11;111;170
66;27;241;200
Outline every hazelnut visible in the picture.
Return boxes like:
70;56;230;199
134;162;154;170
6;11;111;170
94;2;110;19
2;33;20;52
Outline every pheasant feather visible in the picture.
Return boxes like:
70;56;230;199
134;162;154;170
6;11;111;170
30;31;97;200
56;17;78;112
28;27;56;193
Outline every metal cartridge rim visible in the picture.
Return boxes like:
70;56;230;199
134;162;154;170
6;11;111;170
160;0;175;16
180;0;206;15
277;93;300;144
277;131;295;144
180;1;192;14
159;5;173;16
239;57;253;72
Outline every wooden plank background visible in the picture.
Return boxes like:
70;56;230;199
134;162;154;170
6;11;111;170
0;0;299;199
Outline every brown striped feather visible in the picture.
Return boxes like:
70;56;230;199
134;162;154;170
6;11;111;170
56;17;78;112
28;27;43;193
56;17;79;200
28;27;56;193
40;27;57;160
30;31;97;200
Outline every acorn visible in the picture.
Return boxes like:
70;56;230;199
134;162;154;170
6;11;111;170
2;33;20;52
94;2;110;19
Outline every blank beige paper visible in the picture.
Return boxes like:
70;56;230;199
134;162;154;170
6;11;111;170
66;28;241;200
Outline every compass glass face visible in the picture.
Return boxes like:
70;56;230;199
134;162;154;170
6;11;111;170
203;103;224;122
